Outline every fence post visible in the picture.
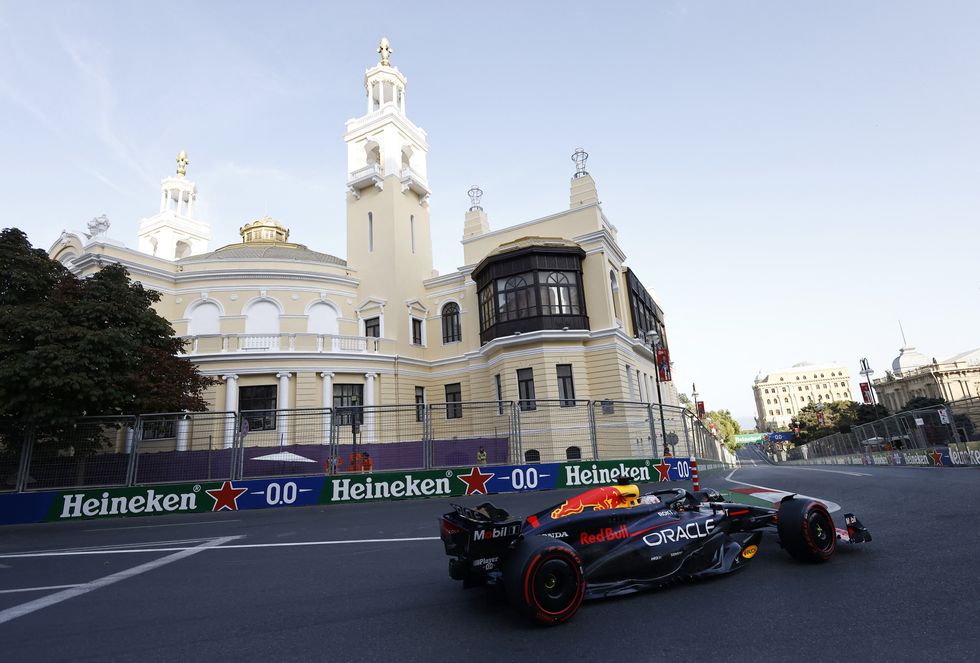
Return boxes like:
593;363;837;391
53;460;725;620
587;401;599;461
646;404;658;458
126;417;142;487
681;414;692;459
511;402;521;465
423;404;432;470
15;429;34;493
233;413;244;481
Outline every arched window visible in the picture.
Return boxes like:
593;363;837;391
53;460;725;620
188;301;221;336
307;302;339;336
609;269;621;319
524;449;541;463
497;274;535;321
243;299;281;350
565;446;582;460
441;302;461;343
175;241;192;260
541;271;581;315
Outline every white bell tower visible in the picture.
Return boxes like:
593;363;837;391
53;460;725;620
137;150;211;260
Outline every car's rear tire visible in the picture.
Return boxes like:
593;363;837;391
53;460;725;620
504;536;585;625
777;498;836;563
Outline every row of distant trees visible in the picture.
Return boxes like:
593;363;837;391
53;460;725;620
783;396;972;444
0;228;215;457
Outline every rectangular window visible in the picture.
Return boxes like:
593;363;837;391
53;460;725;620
240;385;278;431
495;374;503;415
141;418;176;440
364;316;380;338
415;386;425;422
445;383;462;419
368;212;374;252
517;368;536;411
626;364;635;400
410;215;415;254
411;317;423;345
333;384;364;426
557;364;575;406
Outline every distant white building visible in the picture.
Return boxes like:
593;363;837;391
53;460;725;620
752;362;853;430
873;346;980;411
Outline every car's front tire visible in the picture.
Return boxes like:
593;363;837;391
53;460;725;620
503;536;585;625
777;498;836;563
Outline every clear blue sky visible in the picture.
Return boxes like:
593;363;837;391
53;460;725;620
2;1;978;427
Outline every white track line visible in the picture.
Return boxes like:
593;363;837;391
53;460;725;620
9;538;213;556
86;519;241;532
723;470;842;513
0;584;82;595
0;536;441;560
0;536;241;625
769;466;872;477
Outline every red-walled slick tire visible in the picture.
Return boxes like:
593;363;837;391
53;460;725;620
777;498;837;563
504;536;585;625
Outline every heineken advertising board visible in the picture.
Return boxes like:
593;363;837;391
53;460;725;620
0;456;695;526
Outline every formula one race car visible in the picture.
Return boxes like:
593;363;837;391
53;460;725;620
439;478;871;625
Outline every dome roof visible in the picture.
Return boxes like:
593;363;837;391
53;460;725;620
183;242;346;266
892;346;931;375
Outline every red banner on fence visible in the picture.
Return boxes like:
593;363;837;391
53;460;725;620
696;401;705;419
860;382;872;404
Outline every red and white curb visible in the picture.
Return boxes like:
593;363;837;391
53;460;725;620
723;470;842;513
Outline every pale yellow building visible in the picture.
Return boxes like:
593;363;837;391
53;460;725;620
753;362;853;430
873;346;980;412
48;41;678;463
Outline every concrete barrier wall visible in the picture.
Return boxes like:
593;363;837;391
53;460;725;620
0;455;734;526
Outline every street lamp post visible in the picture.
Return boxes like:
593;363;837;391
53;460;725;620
691;383;699;417
644;330;669;455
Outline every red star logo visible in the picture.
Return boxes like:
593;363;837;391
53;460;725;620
930;450;944;466
457;467;494;495
653;459;672;482
206;480;248;512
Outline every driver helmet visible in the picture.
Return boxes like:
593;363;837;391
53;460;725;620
638;494;662;505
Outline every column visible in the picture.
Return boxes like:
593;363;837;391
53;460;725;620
367;82;374;113
187;194;194;218
379;80;385;107
365;372;377;443
399;86;405;113
321;372;334;444
160;189;166;212
276;372;291;445
176;416;190;452
223;374;239;449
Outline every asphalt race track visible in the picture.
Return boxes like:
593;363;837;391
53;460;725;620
2;456;979;662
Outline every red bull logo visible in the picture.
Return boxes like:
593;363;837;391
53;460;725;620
551;485;637;520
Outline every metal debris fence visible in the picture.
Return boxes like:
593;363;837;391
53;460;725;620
1;400;733;492
776;397;980;463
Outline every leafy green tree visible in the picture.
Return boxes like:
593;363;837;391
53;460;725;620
705;409;741;450
900;396;945;412
0;228;216;456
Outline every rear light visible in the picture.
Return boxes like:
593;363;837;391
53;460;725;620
441;518;462;538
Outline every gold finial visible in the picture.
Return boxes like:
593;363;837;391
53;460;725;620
176;150;189;177
377;37;393;66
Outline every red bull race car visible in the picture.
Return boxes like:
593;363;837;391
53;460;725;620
439;478;871;625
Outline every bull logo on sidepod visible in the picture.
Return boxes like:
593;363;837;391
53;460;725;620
551;485;636;519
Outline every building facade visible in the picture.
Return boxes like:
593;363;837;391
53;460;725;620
872;346;980;412
47;41;677;460
752;362;853;431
